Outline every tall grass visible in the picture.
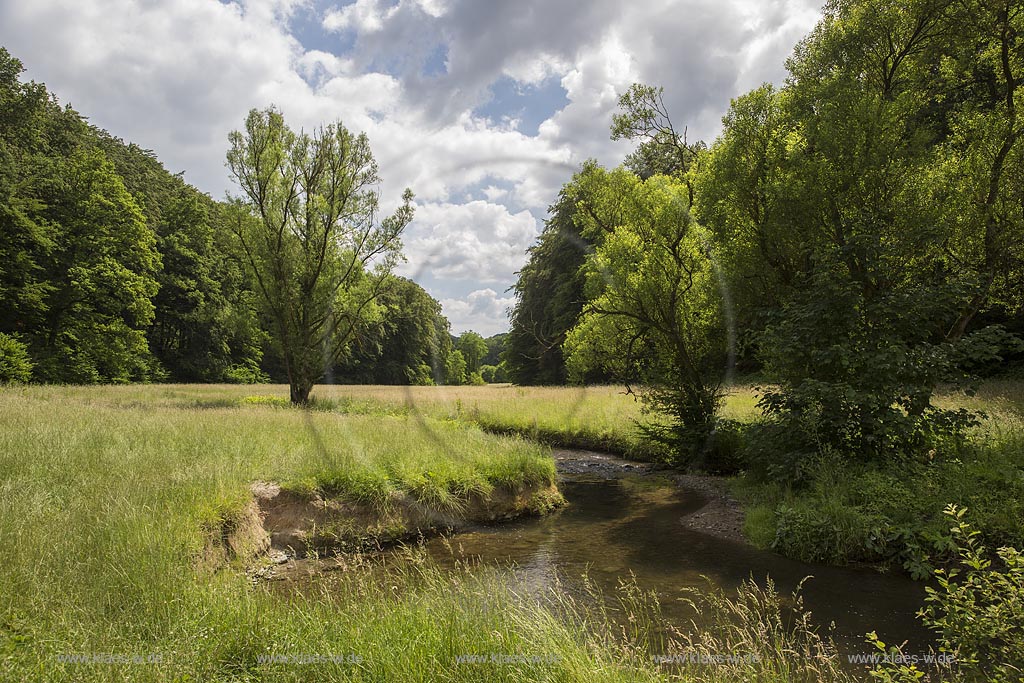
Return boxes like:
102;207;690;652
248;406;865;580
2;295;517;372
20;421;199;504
306;383;764;460
1;384;861;682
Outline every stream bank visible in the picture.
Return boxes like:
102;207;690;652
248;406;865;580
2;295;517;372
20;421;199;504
253;448;932;657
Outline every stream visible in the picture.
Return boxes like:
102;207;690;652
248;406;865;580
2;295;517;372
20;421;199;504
270;448;933;661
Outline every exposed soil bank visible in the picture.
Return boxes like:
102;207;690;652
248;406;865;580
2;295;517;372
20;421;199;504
204;479;565;566
199;500;272;571
203;449;742;571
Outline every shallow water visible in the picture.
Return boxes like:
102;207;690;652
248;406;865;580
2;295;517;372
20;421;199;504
275;448;933;657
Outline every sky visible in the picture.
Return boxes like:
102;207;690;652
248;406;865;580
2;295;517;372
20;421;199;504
0;0;824;336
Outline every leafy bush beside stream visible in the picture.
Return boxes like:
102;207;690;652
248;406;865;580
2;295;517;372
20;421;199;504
870;506;1024;683
737;427;1024;578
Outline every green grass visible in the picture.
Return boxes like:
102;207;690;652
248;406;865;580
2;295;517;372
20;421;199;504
0;384;865;682
293;383;764;460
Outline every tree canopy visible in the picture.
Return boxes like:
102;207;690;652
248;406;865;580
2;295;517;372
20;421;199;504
226;107;414;403
0;49;451;389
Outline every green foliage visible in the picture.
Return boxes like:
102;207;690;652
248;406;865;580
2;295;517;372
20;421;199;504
917;506;1024;683
505;187;594;385
0;333;32;383
481;332;508;366
864;632;929;683
565;167;726;463
93;130;266;383
223;359;269;384
455;331;488;375
0;49;61;342
444;349;468;386
226;107;413;403
694;83;803;364
687;0;1024;478
336;276;451;385
480;363;509;383
0;47;267;385
951;325;1024;377
30;147;160;383
0;50;162;384
758;254;978;466
611;83;704;184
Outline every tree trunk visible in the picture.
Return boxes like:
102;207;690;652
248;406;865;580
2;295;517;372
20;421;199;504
289;381;312;405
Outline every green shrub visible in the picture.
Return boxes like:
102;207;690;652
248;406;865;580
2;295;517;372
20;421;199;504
871;506;1024;682
406;362;435;386
0;334;32;383
480;364;509;383
921;506;1024;682
223;359;269;384
758;255;979;468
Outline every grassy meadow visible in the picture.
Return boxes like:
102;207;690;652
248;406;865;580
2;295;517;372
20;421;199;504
0;383;873;683
289;382;762;459
1;381;1020;680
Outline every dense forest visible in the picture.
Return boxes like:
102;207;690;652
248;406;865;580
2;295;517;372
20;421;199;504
0;47;504;388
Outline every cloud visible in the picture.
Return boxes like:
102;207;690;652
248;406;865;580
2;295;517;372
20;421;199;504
322;0;399;34
481;185;509;202
0;0;825;336
397;200;538;283
440;289;516;336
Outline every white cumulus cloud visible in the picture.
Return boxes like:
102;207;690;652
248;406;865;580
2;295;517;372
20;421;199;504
440;289;516;336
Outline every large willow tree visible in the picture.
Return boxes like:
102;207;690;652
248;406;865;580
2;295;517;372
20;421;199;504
227;108;413;404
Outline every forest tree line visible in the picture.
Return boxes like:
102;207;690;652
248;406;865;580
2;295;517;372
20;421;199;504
506;0;1024;469
0;47;505;388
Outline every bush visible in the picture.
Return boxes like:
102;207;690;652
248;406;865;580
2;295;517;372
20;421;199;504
759;255;978;467
0;333;33;383
479;363;509;383
922;506;1024;682
223;360;269;384
405;362;435;386
871;506;1024;682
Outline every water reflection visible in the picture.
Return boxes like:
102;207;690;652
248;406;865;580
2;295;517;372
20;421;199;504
415;471;931;653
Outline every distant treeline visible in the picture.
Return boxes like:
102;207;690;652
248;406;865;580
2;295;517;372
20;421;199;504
0;48;505;386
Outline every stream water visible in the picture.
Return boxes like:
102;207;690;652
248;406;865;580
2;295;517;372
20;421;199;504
273;448;934;662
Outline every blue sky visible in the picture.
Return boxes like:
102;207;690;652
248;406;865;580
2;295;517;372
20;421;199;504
0;0;824;335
